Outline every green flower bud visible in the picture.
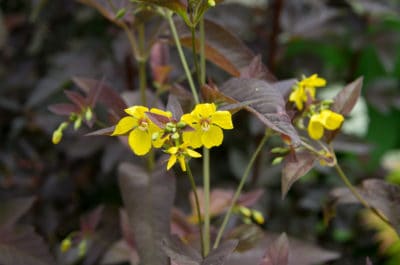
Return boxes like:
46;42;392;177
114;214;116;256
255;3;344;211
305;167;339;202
152;132;160;141
177;121;186;128
238;206;252;217
52;130;63;145
78;240;87;258
85;108;93;122
271;157;283;165
171;132;180;140
251;210;265;225
74;116;82;130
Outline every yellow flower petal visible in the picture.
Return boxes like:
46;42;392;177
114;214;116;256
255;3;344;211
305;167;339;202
186;148;202;158
167;154;177;170
202;125;223;148
211;111;233;129
178;156;186;171
181;113;197;125
128;128;151;155
320;110;344;130
124;106;148;118
308;115;324;140
167;146;179;154
289;86;304;110
149;108;172;118
305;74;326;87
182;129;203;148
112;116;136;135
193;103;216;118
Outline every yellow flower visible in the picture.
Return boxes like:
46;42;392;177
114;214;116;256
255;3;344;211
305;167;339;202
208;0;216;6
181;103;233;149
289;74;327;110
112;106;171;155
307;109;344;140
166;143;202;171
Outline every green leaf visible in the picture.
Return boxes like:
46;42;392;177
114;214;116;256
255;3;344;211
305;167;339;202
219;78;300;145
118;161;176;265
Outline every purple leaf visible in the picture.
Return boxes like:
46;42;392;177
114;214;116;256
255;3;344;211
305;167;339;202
86;126;115;136
72;77;127;119
0;197;36;228
332;77;363;116
260;233;289;265
219;78;300;145
80;205;104;234
240;55;276;81
237;189;264;207
118;161;176;265
178;19;274;81
203;240;238;265
64;90;86;110
86;77;105;107
282;151;316;198
0;226;55;265
161;236;202;265
226;224;264;252
166;94;184;120
330;179;400;234
48;103;79;116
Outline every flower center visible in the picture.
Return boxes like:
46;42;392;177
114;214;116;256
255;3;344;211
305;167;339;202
200;119;211;131
138;119;149;131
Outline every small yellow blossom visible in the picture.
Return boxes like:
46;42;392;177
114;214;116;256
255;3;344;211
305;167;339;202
166;143;202;171
112;106;171;155
289;74;327;110
308;109;344;140
208;0;216;6
181;103;233;149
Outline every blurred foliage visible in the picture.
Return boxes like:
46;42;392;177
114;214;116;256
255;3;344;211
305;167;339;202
1;0;400;264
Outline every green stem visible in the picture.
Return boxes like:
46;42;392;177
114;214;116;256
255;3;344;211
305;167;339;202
199;18;206;86
138;23;147;106
213;129;271;249
186;163;205;257
203;147;210;255
166;12;200;104
334;162;391;226
191;26;202;87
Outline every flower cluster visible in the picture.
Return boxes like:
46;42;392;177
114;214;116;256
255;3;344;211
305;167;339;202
111;103;233;171
308;109;344;140
290;74;345;141
289;74;326;111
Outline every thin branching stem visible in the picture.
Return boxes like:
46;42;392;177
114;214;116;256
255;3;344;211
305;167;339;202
334;162;392;227
199;18;206;85
186;162;205;258
213;129;272;249
203;147;210;255
166;11;200;104
190;26;202;87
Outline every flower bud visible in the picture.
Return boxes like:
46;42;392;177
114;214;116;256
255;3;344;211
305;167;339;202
60;238;72;253
74;116;82;130
78;240;87;258
52;130;63;145
85;108;93;122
